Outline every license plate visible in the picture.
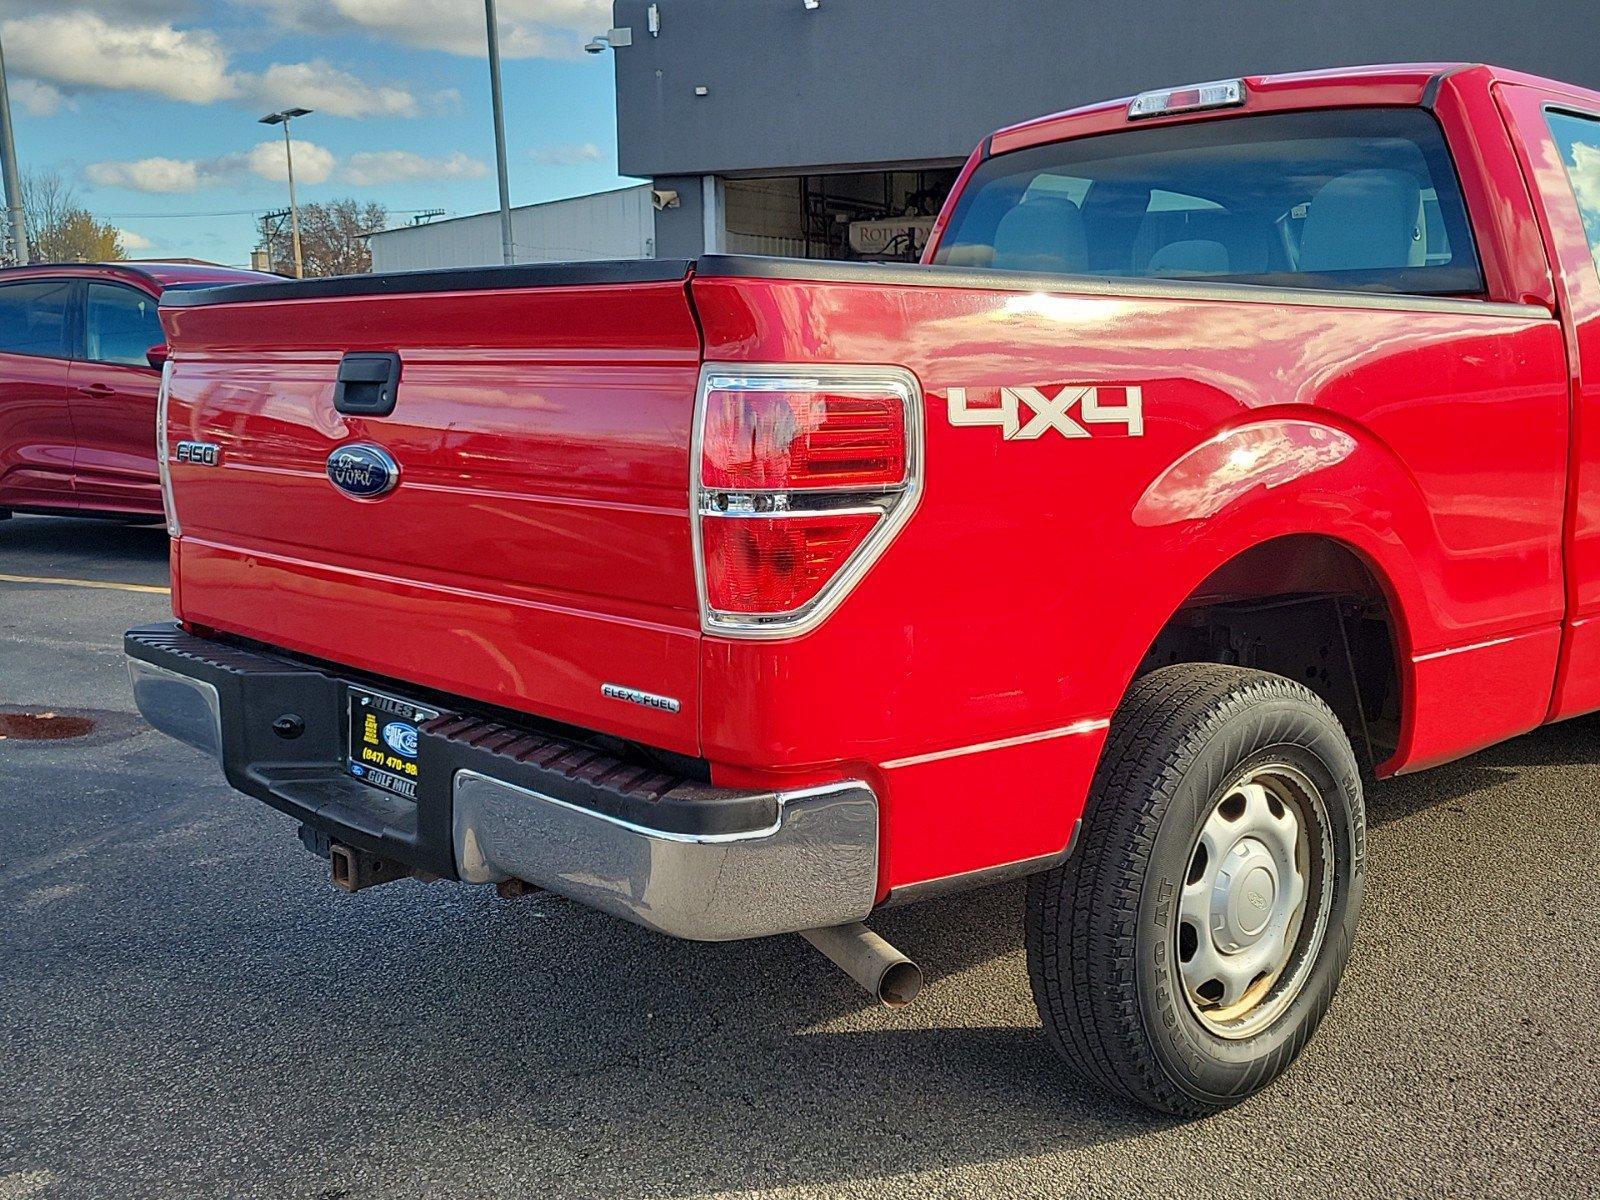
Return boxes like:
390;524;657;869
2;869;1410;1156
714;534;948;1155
346;686;439;801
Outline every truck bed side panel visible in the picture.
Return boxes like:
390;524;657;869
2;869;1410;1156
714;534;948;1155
691;268;1569;888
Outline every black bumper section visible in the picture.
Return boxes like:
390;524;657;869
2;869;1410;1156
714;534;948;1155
124;623;778;880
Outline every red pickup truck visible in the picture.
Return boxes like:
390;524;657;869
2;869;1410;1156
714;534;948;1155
128;64;1600;1114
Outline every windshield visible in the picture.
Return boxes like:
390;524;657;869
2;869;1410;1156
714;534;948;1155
933;108;1483;297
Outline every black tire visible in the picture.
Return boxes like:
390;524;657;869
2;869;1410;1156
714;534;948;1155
1026;663;1366;1116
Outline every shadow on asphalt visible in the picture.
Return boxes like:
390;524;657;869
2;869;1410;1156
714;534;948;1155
1365;712;1600;827
0;514;171;583
261;876;1172;1189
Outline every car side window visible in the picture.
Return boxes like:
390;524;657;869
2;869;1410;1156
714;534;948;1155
1546;109;1600;283
0;279;73;359
85;282;163;368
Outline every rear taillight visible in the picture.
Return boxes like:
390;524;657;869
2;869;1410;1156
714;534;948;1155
694;366;922;636
156;359;179;537
701;388;908;490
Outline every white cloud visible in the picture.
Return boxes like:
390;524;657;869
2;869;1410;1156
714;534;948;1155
2;12;235;105
116;228;156;252
240;139;337;185
343;150;487;186
246;0;609;58
10;78;66;116
87;139;337;194
532;141;603;166
0;1;198;15
88;141;491;196
1;11;433;117
242;60;432;119
86;157;202;194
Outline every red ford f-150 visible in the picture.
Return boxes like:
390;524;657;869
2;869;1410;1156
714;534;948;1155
128;64;1600;1115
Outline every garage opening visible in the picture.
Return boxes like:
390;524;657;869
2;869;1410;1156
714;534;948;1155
723;168;962;262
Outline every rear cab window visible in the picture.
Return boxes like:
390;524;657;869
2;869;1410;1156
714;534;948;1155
933;108;1483;297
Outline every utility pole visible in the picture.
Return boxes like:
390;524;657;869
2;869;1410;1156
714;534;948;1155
485;0;515;265
259;208;291;274
259;213;273;273
259;107;312;278
0;33;29;265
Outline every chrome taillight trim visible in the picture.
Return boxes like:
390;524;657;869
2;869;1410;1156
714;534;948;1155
156;359;180;538
691;362;925;638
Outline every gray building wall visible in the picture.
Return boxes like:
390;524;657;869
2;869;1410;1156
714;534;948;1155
650;174;710;258
369;185;656;272
612;0;1600;179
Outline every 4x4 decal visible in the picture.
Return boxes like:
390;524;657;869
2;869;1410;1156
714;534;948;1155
946;385;1144;440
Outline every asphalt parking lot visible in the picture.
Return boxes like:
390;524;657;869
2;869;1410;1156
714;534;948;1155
2;514;1597;1200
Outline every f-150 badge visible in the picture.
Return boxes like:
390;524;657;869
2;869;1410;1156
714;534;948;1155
175;440;221;466
947;385;1144;440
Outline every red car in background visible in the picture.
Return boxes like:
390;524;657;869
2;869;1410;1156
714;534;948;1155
0;262;271;522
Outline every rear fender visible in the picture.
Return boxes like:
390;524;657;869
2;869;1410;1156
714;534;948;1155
1127;415;1555;774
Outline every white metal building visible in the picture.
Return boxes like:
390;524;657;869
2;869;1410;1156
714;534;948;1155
367;185;655;272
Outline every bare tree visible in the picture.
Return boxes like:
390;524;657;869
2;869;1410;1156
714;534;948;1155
264;199;386;277
21;171;125;263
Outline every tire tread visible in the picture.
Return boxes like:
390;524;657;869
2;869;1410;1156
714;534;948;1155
1025;663;1352;1116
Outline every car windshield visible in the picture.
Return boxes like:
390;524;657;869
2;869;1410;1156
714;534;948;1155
933;108;1483;297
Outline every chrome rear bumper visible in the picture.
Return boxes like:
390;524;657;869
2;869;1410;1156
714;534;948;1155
454;771;877;940
126;622;879;941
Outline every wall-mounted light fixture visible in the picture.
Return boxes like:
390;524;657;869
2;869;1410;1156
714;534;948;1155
584;26;634;53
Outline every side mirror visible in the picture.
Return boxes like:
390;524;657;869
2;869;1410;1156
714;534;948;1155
146;343;170;371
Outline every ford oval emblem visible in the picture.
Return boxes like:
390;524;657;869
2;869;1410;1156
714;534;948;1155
327;444;399;498
381;721;419;758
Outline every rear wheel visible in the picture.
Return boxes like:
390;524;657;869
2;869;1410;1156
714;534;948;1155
1026;663;1365;1115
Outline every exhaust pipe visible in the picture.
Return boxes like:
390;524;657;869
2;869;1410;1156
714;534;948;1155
800;923;923;1007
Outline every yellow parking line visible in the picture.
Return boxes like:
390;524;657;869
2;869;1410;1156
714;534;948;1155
0;572;170;595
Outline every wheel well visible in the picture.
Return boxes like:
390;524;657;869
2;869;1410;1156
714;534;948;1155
1136;536;1402;770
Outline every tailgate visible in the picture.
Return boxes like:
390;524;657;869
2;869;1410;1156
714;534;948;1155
159;261;704;755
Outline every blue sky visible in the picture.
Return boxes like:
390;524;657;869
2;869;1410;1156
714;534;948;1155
0;1;636;264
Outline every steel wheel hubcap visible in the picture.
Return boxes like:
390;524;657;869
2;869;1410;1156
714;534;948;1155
1176;762;1332;1038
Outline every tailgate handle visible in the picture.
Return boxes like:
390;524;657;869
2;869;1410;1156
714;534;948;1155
334;352;402;417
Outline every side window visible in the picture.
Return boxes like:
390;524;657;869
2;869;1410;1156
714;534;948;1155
85;282;163;368
0;279;73;359
1546;110;1600;282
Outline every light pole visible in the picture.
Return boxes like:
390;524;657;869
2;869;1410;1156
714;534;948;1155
259;106;312;278
484;0;515;265
0;33;28;265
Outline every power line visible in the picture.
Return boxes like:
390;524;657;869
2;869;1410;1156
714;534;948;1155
97;207;449;220
98;208;275;219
